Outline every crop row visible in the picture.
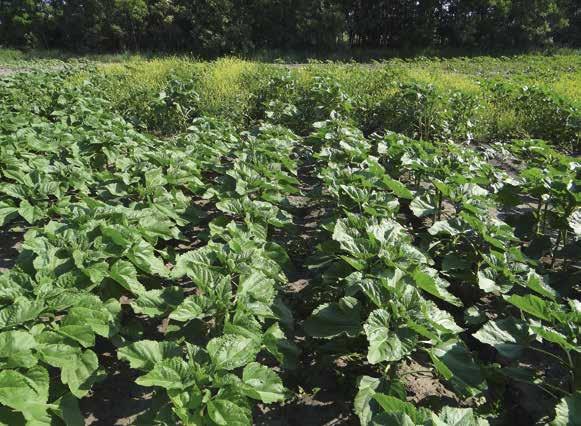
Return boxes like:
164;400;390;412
0;71;304;424
300;113;579;424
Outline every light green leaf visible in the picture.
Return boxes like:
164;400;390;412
354;376;381;426
530;326;579;352
505;294;552;322
82;261;109;285
131;287;183;317
0;297;44;329
0;366;51;424
56;325;95;348
241;362;285;403
477;270;502;294
135;358;196;390
410;196;436;218
428;220;460;236
127;239;168;277
169;295;214;322
238;271;276;304
207;334;260;371
433;407;488;426
413;269;462;307
207;399;251;426
525;270;556;299
568;210;581;237
0;330;37;368
383;177;413;199
0;202;18;227
364;309;417;364
550;392;581;426
110;260;146;294
18;199;38;224
473;318;530;359
118;340;182;371
61;349;102;398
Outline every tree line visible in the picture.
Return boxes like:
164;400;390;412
1;1;580;54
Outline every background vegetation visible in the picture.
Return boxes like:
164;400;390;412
36;54;573;152
1;1;580;55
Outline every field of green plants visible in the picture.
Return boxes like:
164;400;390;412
0;54;579;425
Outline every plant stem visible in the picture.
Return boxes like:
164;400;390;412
529;346;570;370
541;199;550;235
535;198;543;235
565;350;575;393
551;229;562;268
510;375;566;400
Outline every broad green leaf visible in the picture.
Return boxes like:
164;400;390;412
383;177;413;199
477;270;502;294
61;349;102;398
82;261;109;285
568;210;581;237
136;357;196;390
62;305;117;338
371;412;416;425
110;260;146;294
355;376;382;426
171;250;219;286
118;340;182;371
238;271;276;304
410;196;436;218
428;220;460;236
364;309;417;364
241;362;285;403
56;325;95;348
0;366;51;424
432;407;488;426
304;297;362;339
550;392;581;426
372;394;430;424
18;199;38;224
473;317;531;359
207;334;260;371
413;269;462;307
525;270;556;299
36;340;83;370
101;225;134;249
263;323;300;370
530;326;579;352
0;202;18;227
127;239;169;277
0;330;37;368
505;294;552;322
427;304;463;335
132;287;183;317
0;297;44;329
429;340;486;397
169;295;214;322
207;399;251;426
54;392;84;426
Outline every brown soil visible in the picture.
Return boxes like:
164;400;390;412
81;350;153;425
0;229;23;272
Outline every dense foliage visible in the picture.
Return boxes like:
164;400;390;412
0;0;580;53
0;58;579;424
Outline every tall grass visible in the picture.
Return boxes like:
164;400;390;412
49;53;581;150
